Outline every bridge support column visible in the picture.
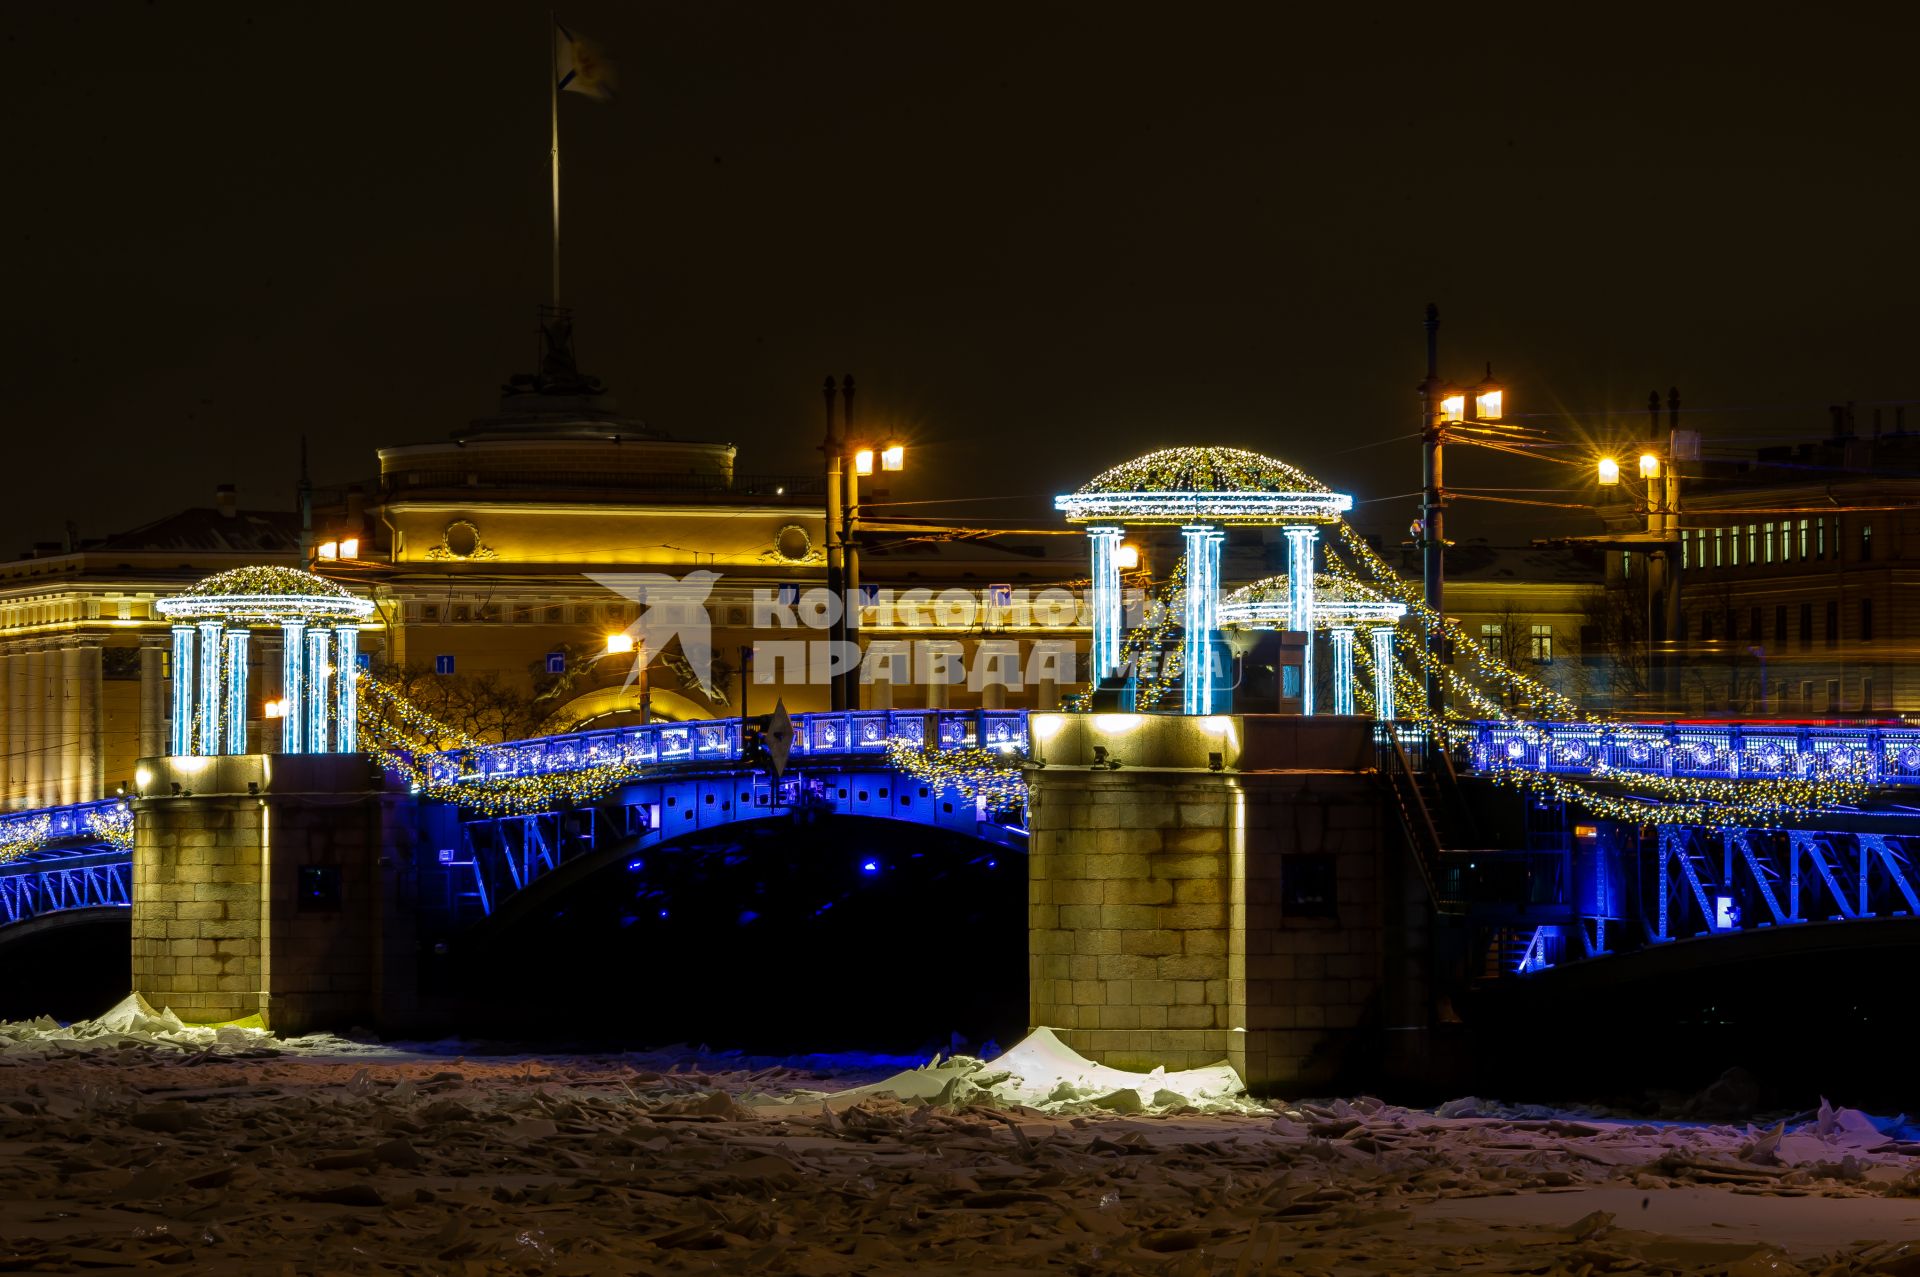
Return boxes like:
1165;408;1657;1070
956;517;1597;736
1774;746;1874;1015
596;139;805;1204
1027;712;1427;1094
130;753;418;1033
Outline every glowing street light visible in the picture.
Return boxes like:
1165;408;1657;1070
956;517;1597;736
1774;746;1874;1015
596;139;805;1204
1639;452;1661;480
1596;456;1621;486
263;699;287;719
1114;542;1141;570
605;632;634;655
853;446;875;476
880;440;905;472
1439;393;1467;423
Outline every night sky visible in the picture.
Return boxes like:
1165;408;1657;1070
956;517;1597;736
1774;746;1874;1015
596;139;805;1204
5;4;1916;554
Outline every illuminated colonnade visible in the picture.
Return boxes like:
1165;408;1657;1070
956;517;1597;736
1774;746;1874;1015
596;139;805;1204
156;567;375;757
1220;574;1407;720
1056;447;1352;715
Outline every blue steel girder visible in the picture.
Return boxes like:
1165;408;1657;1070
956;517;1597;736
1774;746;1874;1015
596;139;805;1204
1656;826;1718;941
1790;833;1858;921
0;861;131;927
1728;831;1791;926
446;766;1019;922
1860;834;1920;916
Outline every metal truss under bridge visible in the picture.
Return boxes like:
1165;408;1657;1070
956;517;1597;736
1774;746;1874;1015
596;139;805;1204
0;799;135;932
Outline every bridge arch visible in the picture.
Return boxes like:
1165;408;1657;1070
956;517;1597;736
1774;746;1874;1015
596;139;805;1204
435;764;1022;929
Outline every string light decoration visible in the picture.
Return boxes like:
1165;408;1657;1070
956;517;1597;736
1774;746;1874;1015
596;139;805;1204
154;566;375;623
0;803;134;866
886;741;1029;807
1056;447;1353;525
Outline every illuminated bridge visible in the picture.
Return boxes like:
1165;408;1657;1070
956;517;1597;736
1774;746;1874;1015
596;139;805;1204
0;709;1030;938
10;710;1920;987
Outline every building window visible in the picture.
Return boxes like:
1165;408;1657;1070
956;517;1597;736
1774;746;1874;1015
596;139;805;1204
1825;600;1839;647
297;866;343;913
1714;528;1725;567
1818;518;1827;560
1798;519;1810;560
1799;603;1812;649
1779;523;1792;563
1621;551;1633;580
1698;612;1712;641
1724;609;1736;642
1800;680;1813;707
1861;522;1874;561
1775;605;1787;643
1280;854;1338;919
1862;598;1874;643
1681;535;1689;570
1529;624;1553;664
1863;676;1875;711
1763;522;1775;564
1749;607;1762;644
1826;678;1840;713
1730;529;1741;567
435;654;456;675
1748;524;1759;563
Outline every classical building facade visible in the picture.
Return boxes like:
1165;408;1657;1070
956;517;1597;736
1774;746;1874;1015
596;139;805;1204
1600;414;1919;716
0;492;302;809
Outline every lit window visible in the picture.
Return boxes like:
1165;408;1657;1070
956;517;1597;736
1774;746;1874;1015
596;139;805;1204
1798;519;1809;560
1714;528;1724;567
1764;522;1774;563
1748;524;1758;562
1862;522;1874;561
1529;624;1553;664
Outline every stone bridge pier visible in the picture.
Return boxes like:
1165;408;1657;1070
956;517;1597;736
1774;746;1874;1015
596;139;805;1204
130;755;420;1034
1026;713;1432;1095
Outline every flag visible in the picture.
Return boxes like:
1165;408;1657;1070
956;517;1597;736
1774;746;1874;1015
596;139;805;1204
555;22;614;101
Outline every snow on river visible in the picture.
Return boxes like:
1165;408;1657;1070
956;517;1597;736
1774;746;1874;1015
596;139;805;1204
3;999;1919;1272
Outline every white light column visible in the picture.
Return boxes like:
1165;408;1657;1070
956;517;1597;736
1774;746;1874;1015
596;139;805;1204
281;620;306;755
169;624;195;756
1283;525;1320;716
334;625;359;753
195;620;223;755
306;627;331;753
223;629;249;755
1181;523;1224;715
1371;626;1397;722
1329;626;1356;716
1088;525;1124;684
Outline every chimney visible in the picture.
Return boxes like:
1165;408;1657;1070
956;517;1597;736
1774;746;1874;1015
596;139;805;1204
215;484;238;518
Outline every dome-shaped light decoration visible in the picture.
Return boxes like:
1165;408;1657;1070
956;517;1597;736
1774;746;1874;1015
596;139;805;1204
1055;446;1353;525
156;566;375;623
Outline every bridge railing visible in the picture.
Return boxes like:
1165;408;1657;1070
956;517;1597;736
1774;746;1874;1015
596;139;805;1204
423;709;1030;788
0;797;135;866
1465;720;1920;786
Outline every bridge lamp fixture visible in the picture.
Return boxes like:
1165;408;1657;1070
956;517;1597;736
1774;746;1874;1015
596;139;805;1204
852;446;875;476
263;699;287;719
316;541;339;560
1596;457;1621;487
1474;387;1503;421
1114;542;1141;571
880;440;905;472
1439;392;1467;423
1638;452;1662;480
605;632;635;656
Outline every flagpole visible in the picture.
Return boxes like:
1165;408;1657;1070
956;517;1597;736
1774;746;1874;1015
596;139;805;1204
548;12;561;311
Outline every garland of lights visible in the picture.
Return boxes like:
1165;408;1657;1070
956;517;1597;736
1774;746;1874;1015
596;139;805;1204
0;805;134;866
1482;766;1873;829
886;741;1029;808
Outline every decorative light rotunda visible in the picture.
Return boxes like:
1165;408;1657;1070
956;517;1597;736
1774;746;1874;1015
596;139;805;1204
1056;447;1353;714
1220;575;1406;719
154;567;376;757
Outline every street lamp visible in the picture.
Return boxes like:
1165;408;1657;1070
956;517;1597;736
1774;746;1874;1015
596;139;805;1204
1114;542;1141;571
1417;305;1512;717
605;632;634;655
1638;453;1661;480
881;440;905;472
1596;457;1621;487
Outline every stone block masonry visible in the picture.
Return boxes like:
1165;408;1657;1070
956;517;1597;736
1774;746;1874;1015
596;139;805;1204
1028;713;1430;1095
131;754;420;1034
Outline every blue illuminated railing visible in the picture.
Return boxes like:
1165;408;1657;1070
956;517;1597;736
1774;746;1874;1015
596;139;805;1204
0;798;136;871
1464;720;1920;787
423;709;1030;788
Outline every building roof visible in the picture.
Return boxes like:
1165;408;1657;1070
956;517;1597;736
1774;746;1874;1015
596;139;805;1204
90;506;302;557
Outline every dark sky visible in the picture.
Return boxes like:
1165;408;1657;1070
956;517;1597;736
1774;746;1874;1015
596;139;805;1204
5;3;1916;553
